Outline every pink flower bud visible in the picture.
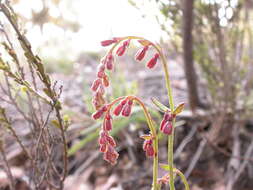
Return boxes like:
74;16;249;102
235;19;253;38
102;75;109;87
121;101;133;117
113;98;128;116
116;40;130;56
143;139;155;157
105;53;114;70
100;144;107;152
92;92;105;110
161;121;172;135
135;46;149;61
103;114;112;131
92;109;104;120
113;103;123;116
106;135;116;147
92;105;107;120
103;145;119;165
101;39;117;46
116;45;126;56
147;53;159;69
91;78;101;91
97;64;105;78
160;118;167;131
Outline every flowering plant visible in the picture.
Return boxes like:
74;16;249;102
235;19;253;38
91;36;189;190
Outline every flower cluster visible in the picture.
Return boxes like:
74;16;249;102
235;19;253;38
160;111;175;135
98;130;118;165
91;37;161;110
91;37;162;165
92;96;135;164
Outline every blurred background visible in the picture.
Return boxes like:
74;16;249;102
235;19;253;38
0;0;253;190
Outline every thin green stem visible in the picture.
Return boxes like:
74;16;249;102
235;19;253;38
160;53;175;190
132;96;159;190
174;169;190;190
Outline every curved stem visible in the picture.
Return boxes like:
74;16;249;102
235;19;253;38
174;169;190;190
131;96;159;190
158;47;176;190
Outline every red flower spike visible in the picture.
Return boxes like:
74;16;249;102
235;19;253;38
91;78;101;91
102;75;109;87
147;53;159;69
105;53;114;70
103;114;112;131
135;46;149;61
101;39;117;47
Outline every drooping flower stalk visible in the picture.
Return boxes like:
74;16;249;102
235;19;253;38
91;36;189;190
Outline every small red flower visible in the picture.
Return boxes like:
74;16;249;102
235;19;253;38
102;75;109;87
143;139;155;157
135;46;149;61
92;91;105;110
103;144;119;165
116;40;130;56
101;38;118;46
91;78;101;91
113;98;128;116
97;64;105;78
160;111;174;135
103;114;112;131
161;121;172;135
122;99;133;117
105;53;114;70
147;53;159;69
99;131;118;165
92;105;107;120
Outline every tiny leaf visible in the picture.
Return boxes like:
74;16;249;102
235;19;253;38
173;103;185;115
151;97;169;112
159;163;171;171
